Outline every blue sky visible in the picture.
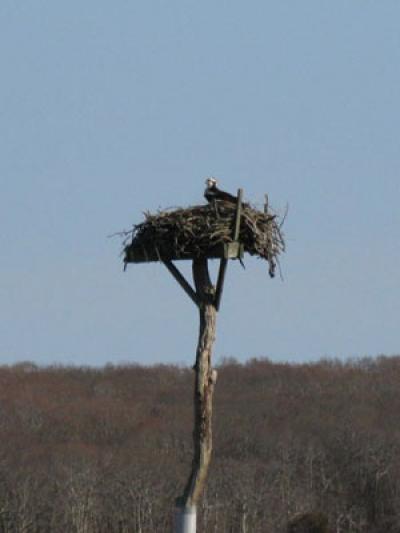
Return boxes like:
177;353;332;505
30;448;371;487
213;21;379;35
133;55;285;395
1;1;399;366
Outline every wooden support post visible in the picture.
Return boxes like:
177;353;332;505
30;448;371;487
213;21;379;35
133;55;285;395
264;193;269;215
175;257;217;533
233;188;243;241
175;190;244;530
213;188;243;311
163;260;201;308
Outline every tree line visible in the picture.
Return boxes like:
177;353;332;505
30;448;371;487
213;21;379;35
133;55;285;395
0;356;399;532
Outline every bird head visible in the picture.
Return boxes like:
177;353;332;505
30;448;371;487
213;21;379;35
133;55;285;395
205;177;217;188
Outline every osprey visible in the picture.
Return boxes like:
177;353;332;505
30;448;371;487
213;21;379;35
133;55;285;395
204;178;237;204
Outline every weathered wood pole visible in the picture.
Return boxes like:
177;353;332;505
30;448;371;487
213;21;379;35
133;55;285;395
175;256;217;533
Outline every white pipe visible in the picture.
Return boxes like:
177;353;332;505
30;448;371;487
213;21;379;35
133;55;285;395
174;505;196;533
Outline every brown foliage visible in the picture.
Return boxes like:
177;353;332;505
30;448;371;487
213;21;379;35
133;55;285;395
0;356;399;531
288;512;330;533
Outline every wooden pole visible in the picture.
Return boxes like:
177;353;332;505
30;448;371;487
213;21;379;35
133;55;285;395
175;192;244;530
214;188;243;311
175;256;217;533
233;188;243;241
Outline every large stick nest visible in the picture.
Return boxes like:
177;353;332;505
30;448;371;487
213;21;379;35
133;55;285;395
123;201;285;277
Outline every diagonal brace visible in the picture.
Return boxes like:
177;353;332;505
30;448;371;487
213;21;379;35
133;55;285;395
163;260;201;308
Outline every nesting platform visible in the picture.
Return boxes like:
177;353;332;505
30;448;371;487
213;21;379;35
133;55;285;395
123;189;284;280
124;241;244;263
122;189;284;309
